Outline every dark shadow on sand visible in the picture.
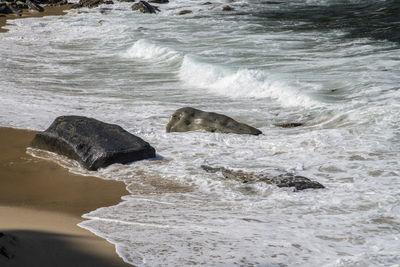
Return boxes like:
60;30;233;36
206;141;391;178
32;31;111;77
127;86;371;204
0;230;129;267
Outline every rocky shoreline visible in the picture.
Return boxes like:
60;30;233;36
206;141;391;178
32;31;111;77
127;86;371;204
0;0;67;15
0;0;236;32
29;109;323;191
0;1;72;32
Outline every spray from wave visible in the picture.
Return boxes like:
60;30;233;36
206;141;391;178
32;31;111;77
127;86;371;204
121;40;320;107
121;39;180;62
179;55;319;107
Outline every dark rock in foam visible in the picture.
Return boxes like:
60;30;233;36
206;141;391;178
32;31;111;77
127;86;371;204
30;116;156;171
274;122;304;128
222;5;233;11
178;9;192;15
166;107;262;135
131;0;160;13
201;165;325;190
148;0;168;4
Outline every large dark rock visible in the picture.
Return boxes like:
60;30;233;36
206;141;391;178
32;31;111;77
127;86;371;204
201;165;325;191
166;107;262;135
30;116;156;171
0;3;13;14
0;0;51;14
131;0;160;13
0;1;22;14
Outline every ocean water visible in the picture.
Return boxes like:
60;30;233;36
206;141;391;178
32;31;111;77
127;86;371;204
1;0;400;266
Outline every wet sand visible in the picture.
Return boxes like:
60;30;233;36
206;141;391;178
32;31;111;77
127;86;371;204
0;127;132;267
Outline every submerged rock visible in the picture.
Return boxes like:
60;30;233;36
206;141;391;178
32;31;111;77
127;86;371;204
222;5;233;11
131;0;160;13
199;165;224;174
201;165;325;190
274;122;304;128
148;0;168;3
272;173;324;190
178;9;192;15
261;1;282;4
166;107;262;135
30;116;156;171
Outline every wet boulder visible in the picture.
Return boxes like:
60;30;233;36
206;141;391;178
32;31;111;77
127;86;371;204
201;165;325;190
166;107;262;135
131;0;160;13
0;3;13;14
0;1;26;15
30;116;156;171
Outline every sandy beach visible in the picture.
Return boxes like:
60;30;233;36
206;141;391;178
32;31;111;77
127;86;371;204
0;127;132;267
